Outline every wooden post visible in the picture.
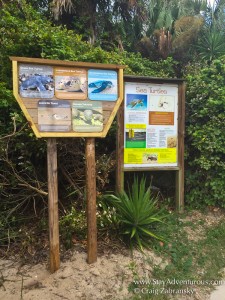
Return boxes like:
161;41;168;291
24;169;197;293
47;138;60;273
116;102;124;193
176;169;184;212
86;137;97;264
176;82;185;212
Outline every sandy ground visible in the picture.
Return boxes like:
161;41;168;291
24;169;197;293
210;282;225;300
0;246;216;300
0;247;162;300
1;210;225;300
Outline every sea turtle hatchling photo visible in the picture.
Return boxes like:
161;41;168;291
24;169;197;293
88;80;113;93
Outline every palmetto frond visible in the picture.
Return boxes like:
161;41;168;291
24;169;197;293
105;176;167;251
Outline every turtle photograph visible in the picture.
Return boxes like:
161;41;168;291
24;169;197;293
142;153;158;164
72;101;103;132
88;69;118;101
88;80;113;93
54;67;87;100
19;64;54;98
126;94;147;110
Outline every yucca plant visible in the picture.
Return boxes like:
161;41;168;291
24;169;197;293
105;176;167;251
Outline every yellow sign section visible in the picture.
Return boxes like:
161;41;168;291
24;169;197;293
125;124;146;129
124;148;177;164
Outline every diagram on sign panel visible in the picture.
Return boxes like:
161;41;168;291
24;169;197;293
149;95;175;112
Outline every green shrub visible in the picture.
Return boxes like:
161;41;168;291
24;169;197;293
0;1;175;254
59;207;86;249
104;177;167;251
185;57;225;207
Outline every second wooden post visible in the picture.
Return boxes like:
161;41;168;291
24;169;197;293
47;138;60;273
85;137;97;263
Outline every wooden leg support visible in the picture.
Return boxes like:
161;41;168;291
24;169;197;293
86;138;97;264
47;138;60;273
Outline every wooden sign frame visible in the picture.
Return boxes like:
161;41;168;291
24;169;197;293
10;56;125;138
10;56;125;273
116;75;185;212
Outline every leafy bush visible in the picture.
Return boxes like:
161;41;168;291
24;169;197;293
59;207;86;249
185;57;225;207
0;1;175;254
103;177;167;250
0;5;175;202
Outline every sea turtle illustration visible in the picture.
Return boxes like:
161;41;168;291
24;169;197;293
20;75;53;92
129;99;144;108
88;81;113;93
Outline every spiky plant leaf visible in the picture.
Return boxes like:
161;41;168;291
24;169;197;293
105;176;167;250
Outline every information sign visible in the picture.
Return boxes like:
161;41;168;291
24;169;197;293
124;82;178;168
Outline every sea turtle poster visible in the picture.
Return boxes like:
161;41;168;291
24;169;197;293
72;101;103;132
38;100;71;132
88;69;118;101
54;67;87;100
19;64;54;98
124;82;178;168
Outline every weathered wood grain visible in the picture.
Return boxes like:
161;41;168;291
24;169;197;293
85;138;97;264
47;138;60;273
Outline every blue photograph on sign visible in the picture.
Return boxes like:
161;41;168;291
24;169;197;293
88;69;118;101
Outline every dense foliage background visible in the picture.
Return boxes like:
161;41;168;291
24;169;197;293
0;0;225;255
